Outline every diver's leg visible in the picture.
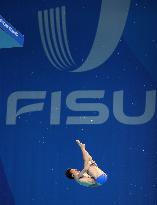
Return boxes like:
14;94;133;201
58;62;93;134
76;140;101;179
76;140;95;165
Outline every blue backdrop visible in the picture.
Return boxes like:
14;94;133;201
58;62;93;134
0;0;157;205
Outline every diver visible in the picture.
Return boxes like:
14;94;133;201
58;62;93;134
65;140;108;187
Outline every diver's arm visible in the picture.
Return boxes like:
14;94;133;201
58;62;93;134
77;162;91;179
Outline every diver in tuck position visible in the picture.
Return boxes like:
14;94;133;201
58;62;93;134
65;140;108;187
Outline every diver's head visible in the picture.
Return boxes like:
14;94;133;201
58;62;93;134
65;168;79;179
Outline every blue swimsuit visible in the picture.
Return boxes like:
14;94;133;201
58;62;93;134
76;174;108;187
96;174;108;185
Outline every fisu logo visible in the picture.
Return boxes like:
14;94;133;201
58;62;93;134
38;0;131;72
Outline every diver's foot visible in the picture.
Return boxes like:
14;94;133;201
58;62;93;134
76;140;85;149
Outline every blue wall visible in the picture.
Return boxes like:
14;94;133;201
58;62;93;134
0;0;157;205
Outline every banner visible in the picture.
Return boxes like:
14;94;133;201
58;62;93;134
0;15;24;48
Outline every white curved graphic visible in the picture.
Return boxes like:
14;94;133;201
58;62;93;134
38;0;131;72
38;7;75;71
38;11;63;70
61;6;75;65
74;0;131;72
55;7;74;67
49;9;67;68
